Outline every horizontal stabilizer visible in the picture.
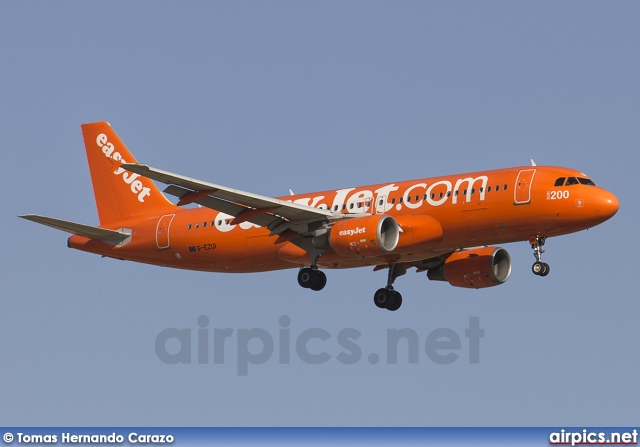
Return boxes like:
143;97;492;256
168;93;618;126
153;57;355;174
19;214;130;242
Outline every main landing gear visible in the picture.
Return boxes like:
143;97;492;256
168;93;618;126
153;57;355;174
530;236;550;277
297;267;327;291
297;255;407;311
373;263;406;312
297;249;327;291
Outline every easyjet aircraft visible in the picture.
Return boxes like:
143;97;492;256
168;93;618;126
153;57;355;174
21;122;619;311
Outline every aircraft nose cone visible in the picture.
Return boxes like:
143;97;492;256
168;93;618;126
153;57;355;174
596;190;619;220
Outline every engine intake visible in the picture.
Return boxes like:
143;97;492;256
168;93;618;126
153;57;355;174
329;215;400;257
427;246;511;288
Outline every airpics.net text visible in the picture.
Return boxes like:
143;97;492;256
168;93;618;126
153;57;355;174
155;316;484;376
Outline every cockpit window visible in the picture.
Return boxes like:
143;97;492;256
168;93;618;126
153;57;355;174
554;177;566;187
565;177;579;186
578;177;596;186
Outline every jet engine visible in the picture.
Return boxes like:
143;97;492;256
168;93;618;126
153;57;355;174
427;246;511;288
327;215;400;257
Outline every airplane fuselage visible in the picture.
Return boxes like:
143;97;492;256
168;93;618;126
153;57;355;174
68;165;618;273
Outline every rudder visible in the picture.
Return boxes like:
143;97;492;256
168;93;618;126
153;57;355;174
81;121;177;225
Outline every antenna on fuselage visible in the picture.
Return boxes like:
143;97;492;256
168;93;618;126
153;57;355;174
530;159;537;167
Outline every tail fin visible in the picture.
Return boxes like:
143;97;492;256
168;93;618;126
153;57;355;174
81;122;177;225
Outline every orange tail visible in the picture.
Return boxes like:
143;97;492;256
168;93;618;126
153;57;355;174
81;121;177;225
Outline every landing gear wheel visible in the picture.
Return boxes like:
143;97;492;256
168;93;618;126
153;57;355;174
532;262;550;277
298;267;319;289
310;271;327;291
373;288;402;311
387;291;403;311
532;262;544;276
374;288;395;309
540;263;550;277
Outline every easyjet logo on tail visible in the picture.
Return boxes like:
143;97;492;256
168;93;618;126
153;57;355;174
96;133;151;202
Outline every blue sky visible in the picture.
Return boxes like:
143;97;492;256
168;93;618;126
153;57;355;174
1;2;638;426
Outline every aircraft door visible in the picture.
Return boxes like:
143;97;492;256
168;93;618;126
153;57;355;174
514;169;536;205
156;214;175;250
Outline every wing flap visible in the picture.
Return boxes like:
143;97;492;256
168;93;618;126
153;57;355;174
122;164;333;224
19;214;129;242
163;185;286;229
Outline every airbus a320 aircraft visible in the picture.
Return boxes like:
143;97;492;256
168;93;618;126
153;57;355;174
21;122;619;311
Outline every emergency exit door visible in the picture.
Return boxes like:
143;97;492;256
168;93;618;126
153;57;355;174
156;214;175;250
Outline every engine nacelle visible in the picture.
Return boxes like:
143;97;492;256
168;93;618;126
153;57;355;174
329;215;400;257
427;246;511;288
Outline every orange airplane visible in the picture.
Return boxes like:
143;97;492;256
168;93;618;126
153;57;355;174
21;122;619;311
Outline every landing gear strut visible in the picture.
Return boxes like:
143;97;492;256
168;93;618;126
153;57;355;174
530;236;550;277
373;263;406;311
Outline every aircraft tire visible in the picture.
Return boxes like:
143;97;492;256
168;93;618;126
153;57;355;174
540;263;550;277
373;288;395;309
532;262;544;276
310;271;327;291
298;267;319;289
387;291;402;311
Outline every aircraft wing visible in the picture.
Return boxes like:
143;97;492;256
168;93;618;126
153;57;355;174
19;214;130;243
121;164;337;235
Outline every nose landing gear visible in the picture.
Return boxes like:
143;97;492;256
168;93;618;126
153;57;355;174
530;236;550;277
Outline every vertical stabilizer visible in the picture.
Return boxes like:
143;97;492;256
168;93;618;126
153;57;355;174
81;121;177;225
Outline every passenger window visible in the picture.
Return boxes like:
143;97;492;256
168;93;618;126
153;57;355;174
471;188;475;194
406;196;411;203
455;190;459;196
217;220;222;226
578;178;596;186
211;221;215;227
554;177;566;187
188;224;192;230
415;195;419;202
439;192;443;199
423;194;428;200
487;186;491;192
349;203;354;209
503;184;508;190
203;222;207;228
495;185;500;191
566;177;579;186
447;191;451;197
399;197;403;203
195;223;199;229
463;189;467;195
